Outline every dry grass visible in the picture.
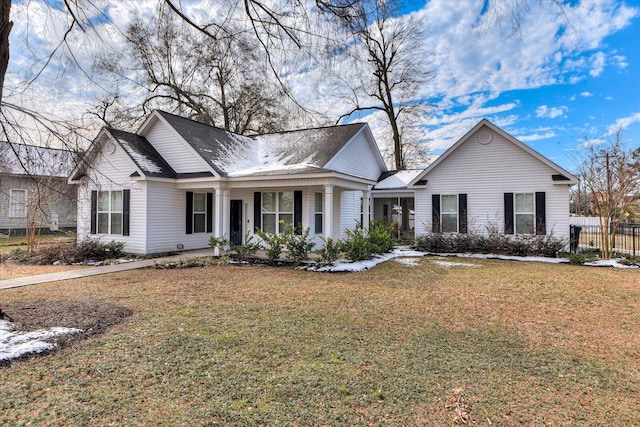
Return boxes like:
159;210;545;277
0;262;86;280
1;257;639;425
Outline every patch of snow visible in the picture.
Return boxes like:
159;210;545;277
431;260;482;268
0;319;83;362
394;257;421;266
375;169;424;189
305;247;426;272
118;139;163;174
584;259;639;269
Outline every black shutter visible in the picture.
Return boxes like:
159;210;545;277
535;192;546;235
458;194;468;234
90;190;97;234
122;189;130;236
432;194;440;233
186;191;193;234
294;191;303;235
504;193;514;234
254;192;261;231
206;192;213;233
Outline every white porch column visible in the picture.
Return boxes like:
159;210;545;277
222;189;230;238
214;185;223;238
324;185;334;239
362;189;370;230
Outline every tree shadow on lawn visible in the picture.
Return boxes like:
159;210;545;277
0;299;132;367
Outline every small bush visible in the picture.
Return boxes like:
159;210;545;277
283;226;315;263
415;232;566;258
317;236;341;265
367;220;396;254
232;232;262;261
256;229;285;263
4;238;126;265
340;228;372;262
208;235;230;255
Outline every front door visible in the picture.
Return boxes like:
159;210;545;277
230;200;243;245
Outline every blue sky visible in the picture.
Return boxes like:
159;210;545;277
6;0;640;172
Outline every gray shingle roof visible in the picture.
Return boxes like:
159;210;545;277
155;111;367;177
107;129;177;178
0;142;76;178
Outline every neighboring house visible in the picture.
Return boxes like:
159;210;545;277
69;112;577;255
69;110;386;255
402;119;578;239
0;143;77;235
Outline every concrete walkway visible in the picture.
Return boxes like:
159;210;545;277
0;249;214;290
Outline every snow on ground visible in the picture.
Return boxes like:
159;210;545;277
394;257;422;267
306;247;426;272
584;259;639;269
0;319;83;362
431;260;483;268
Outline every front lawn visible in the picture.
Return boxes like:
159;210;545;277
1;258;638;425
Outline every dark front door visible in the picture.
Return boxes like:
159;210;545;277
230;200;243;245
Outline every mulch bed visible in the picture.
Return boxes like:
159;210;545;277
1;299;132;367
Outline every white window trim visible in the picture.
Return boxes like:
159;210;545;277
314;192;323;235
96;190;123;235
514;193;535;235
192;192;207;234
262;191;293;234
441;194;459;233
9;189;27;218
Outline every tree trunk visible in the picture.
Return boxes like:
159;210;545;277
0;0;12;104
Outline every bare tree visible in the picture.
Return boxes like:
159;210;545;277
92;9;292;134
327;0;432;170
576;130;640;259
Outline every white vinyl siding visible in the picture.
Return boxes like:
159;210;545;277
76;137;145;254
143;119;210;173
413;126;572;240
325;131;385;181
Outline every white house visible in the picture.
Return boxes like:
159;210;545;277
403;119;578;239
69;113;577;255
69;110;386;254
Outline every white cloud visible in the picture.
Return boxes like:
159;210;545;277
536;105;568;119
581;92;594;97
589;51;607;77
607;112;640;134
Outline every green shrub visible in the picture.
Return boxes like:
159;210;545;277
256;228;285;263
5;238;127;265
367;220;396;254
317;236;341;265
208;235;230;256
282;226;315;263
340;228;372;261
232;232;262;261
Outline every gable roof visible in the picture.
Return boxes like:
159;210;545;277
374;169;423;190
0;142;76;178
151;110;371;177
106;128;177;178
409;119;578;186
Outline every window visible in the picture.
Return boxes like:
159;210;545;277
97;190;123;235
262;191;293;234
515;193;534;234
314;193;323;234
441;195;458;233
193;192;207;233
9;189;27;218
433;193;467;233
